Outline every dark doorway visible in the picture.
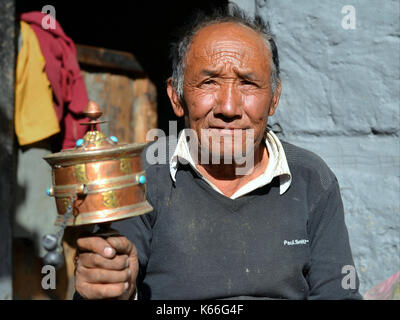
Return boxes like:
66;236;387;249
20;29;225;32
16;0;228;134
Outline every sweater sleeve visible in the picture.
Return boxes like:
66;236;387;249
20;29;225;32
306;178;362;300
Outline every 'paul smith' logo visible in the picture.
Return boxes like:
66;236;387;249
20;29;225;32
283;239;309;246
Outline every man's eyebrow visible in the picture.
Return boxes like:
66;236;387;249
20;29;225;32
200;69;258;80
200;69;221;77
237;71;257;80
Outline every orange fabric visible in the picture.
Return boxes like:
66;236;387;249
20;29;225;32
15;21;60;146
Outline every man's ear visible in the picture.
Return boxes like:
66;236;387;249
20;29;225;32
167;78;185;118
268;81;282;117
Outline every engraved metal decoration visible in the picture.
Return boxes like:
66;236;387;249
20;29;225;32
74;164;88;183
102;190;119;208
120;158;132;174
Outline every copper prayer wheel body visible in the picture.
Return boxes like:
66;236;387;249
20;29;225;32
43;102;153;226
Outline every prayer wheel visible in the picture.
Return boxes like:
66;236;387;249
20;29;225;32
42;101;152;267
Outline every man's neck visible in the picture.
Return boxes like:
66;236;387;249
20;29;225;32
195;143;269;197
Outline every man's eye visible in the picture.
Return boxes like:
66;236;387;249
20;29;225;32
202;79;217;86
241;80;256;86
203;80;216;85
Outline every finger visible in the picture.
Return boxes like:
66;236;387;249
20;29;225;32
76;264;131;284
106;236;136;257
78;252;129;270
76;281;130;299
76;236;116;258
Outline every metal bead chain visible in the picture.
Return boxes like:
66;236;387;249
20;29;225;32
42;196;76;269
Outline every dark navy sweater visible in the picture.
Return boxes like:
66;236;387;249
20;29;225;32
75;137;362;300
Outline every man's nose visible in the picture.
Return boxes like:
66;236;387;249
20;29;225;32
213;83;242;120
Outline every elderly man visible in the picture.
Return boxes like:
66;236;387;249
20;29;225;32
74;8;362;300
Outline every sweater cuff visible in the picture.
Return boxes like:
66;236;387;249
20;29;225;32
73;291;85;300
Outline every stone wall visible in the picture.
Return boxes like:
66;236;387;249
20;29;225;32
0;0;16;300
232;0;400;295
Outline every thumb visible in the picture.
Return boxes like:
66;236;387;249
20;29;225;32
106;236;137;258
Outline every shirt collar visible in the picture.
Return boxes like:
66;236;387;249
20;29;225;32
169;128;292;197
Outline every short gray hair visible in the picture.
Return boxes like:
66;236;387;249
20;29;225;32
170;5;281;100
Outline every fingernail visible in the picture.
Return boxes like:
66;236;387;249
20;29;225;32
125;259;130;268
104;247;114;256
124;282;129;290
128;268;132;276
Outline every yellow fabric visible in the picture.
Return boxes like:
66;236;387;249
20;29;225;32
15;21;60;146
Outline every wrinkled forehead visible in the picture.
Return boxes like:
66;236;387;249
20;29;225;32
186;22;271;70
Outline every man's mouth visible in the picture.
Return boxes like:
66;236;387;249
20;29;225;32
207;127;247;135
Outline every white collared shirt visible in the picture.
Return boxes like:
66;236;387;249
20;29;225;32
169;129;292;198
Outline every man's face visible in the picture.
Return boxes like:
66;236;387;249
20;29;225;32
168;22;281;163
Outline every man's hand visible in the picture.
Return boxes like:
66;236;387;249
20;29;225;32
75;235;138;300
